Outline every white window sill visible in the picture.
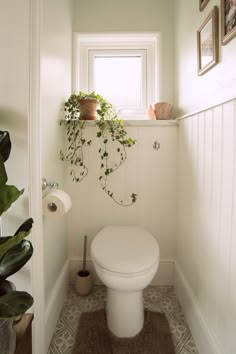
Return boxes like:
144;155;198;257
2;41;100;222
124;119;178;126
62;119;178;126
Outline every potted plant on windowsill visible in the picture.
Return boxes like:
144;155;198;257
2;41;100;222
64;92;101;121
0;130;33;354
60;91;137;206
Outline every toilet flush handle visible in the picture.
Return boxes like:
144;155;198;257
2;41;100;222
153;141;160;150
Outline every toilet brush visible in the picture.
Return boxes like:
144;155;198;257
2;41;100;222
81;235;88;276
75;235;93;296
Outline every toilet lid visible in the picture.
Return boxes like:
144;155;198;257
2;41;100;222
91;226;159;274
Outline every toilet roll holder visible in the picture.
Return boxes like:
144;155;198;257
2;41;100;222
42;177;59;191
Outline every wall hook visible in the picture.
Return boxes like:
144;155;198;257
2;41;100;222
153;141;160;150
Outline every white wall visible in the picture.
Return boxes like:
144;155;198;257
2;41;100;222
73;0;174;105
176;100;236;354
0;0;31;296
66;123;178;284
174;0;236;116
40;0;73;350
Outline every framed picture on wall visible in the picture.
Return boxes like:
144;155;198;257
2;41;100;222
197;6;219;75
199;0;210;11
221;0;236;44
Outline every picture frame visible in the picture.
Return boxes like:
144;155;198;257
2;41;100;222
199;0;210;11
197;6;219;75
221;0;236;44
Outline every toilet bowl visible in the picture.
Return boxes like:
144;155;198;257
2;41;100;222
90;226;159;338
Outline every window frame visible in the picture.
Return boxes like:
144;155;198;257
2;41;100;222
73;33;160;120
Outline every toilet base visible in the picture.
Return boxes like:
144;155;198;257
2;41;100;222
106;288;144;338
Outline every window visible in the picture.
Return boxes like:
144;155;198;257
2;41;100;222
74;34;160;120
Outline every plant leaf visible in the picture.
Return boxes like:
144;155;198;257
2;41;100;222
0;291;33;319
0;131;11;162
0;240;33;281
0;229;32;260
0;157;7;187
0;185;24;216
14;218;33;236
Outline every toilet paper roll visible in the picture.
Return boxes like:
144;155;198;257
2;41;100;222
42;189;72;217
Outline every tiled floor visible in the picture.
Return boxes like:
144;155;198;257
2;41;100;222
48;285;198;354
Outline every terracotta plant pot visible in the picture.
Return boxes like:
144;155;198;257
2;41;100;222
75;270;93;296
79;99;99;120
154;102;173;120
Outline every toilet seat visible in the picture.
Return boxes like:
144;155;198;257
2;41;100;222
91;226;159;275
94;261;158;277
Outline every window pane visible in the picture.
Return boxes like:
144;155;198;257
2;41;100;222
93;56;142;109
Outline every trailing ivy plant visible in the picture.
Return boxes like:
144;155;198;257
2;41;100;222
60;119;91;183
96;118;137;206
60;92;138;206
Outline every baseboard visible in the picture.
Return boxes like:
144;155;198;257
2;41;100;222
69;257;174;286
44;260;69;353
174;261;223;354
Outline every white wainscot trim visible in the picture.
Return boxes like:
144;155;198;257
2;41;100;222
174;261;223;354
44;260;69;353
69;257;174;286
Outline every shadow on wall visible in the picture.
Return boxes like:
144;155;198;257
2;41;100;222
0;107;27;146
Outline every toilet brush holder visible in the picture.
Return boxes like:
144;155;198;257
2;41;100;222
75;235;93;296
75;270;93;296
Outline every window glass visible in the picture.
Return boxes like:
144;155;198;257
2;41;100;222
93;56;142;109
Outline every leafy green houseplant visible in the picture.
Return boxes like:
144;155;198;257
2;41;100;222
0;131;33;353
60;92;137;206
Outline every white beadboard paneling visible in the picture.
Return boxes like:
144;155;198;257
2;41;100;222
177;118;193;287
191;115;198;296
176;98;236;354
177;120;188;273
227;100;236;354
216;101;235;348
175;262;222;354
196;112;205;314
210;104;223;336
185;118;193;288
204;109;214;332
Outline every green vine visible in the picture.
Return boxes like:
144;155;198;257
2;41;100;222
96;119;137;206
60;119;91;182
60;92;138;206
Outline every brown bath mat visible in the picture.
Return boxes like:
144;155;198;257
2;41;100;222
72;309;175;354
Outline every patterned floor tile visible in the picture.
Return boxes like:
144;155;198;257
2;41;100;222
48;285;199;354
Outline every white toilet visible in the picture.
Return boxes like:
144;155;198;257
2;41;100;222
90;225;159;338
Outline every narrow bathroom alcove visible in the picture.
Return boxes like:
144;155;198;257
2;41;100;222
1;0;235;354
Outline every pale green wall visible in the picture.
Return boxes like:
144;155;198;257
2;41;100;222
174;0;236;116
73;0;175;105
